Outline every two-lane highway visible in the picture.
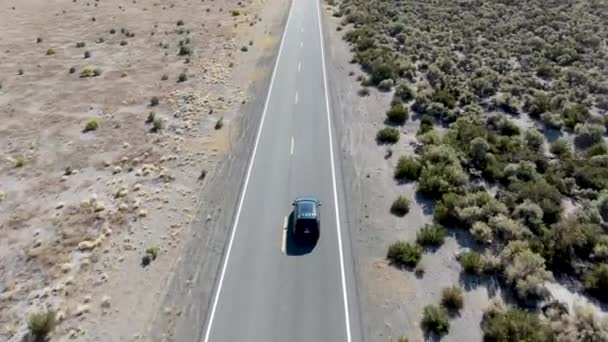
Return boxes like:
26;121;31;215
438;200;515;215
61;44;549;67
201;0;361;340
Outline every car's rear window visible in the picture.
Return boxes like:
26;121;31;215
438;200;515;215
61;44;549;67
296;218;318;230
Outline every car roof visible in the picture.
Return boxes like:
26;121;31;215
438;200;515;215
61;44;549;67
294;196;319;203
294;198;318;219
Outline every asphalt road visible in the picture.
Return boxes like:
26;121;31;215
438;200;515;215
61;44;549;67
200;0;362;341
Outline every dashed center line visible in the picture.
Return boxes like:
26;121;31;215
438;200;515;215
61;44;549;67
300;41;303;48
290;137;295;155
301;27;304;33
294;91;299;104
298;61;301;72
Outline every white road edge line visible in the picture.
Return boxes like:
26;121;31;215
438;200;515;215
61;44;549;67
295;91;299;104
290;137;295;155
201;0;296;340
300;41;303;48
298;61;301;72
316;0;353;341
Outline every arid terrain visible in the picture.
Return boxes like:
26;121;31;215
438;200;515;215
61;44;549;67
0;0;287;340
323;0;608;341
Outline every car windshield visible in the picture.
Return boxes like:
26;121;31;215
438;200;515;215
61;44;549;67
297;201;316;219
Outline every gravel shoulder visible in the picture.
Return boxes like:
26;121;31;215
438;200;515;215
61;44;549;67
0;0;289;341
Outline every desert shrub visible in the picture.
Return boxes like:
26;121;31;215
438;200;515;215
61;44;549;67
46;48;56;55
231;9;240;16
69;66;76;74
161;74;168;81
561;104;591;130
178;45;191;56
357;87;370;96
390;195;410;216
418;145;468;198
146;246;160;260
215;117;224;130
150;96;159;106
574;123;605;149
36;37;42;43
176;19;184;26
489;215;531;242
574;155;608;190
470;221;493;244
550;139;572;158
441;286;464;312
151;117;163;132
418;115;434;134
524;128;544;152
394;156;422;181
376;127;399;144
504;249;552;301
84;50;91;58
83;118;99;132
76;42;86;48
541;112;564;129
418;129;441;146
481;252;502;274
397;337;408;342
387;241;422;267
370;62;394;85
597;191;608;222
494;94;520;114
28;310;56;339
80;68;95;77
386;103;409;124
177;72;188;83
93;68;102;76
510;179;562;224
14;156;27;168
421;305;450;336
549;305;608;342
469;137;490;164
394;81;415;101
241;46;248;52
482;307;551;342
430;89;456;109
525;92;551;118
459;251;482;274
584;263;608;301
416;224;446;247
146;112;156;123
378;78;394;91
513;200;544;232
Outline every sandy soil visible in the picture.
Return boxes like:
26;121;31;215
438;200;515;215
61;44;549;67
321;5;497;342
0;0;287;341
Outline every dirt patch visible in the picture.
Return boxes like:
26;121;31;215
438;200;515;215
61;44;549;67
0;0;287;340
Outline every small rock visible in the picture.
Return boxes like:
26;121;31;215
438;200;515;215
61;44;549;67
133;183;142;191
61;175;69;182
94;201;106;212
113;166;122;174
78;240;96;251
138;209;148;217
101;295;111;308
103;160;111;167
119;203;129;211
74;304;90;316
83;295;92;303
60;263;72;273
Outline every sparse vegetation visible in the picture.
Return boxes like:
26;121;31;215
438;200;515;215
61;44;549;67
390;195;410;216
441;286;464;312
376;127;399;144
46;48;55;55
231;9;240;16
416;224;446;247
83;118;100;132
421;305;450;336
151;117;163;132
150;96;159;106
459;251;482;275
14;156;27;168
28;310;56;339
385;103;409;125
387;241;422;267
215;117;224;130
394;156;421;181
177;72;188;83
482;304;551;342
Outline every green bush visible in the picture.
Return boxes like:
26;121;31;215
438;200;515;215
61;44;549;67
418;145;468;198
80;68;95;77
376;127;399;144
441;286;464;312
28;310;56;338
14;156;27;168
584;263;608;301
394;156;421;181
390;195;410;216
83;118;100;132
46;48;56;55
421;305;450;336
574;123;605;149
387;241;422;267
482;307;551;342
394;82;415;101
231;9;240;16
145;246;160;260
416;224;446;247
151;117;163;132
459;251;482;274
146;111;156;123
386;103;409;125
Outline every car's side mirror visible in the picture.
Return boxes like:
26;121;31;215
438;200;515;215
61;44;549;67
318;202;322;206
291;201;295;206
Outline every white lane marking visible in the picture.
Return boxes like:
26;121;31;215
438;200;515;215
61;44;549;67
298;61;301;72
300;41;303;48
290;137;295;155
316;0;353;341
301;27;304;33
295;91;299;104
202;0;296;340
281;215;288;254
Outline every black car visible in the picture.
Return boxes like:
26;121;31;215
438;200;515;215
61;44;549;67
291;196;321;237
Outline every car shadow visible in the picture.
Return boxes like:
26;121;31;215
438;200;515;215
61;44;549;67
285;211;319;256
